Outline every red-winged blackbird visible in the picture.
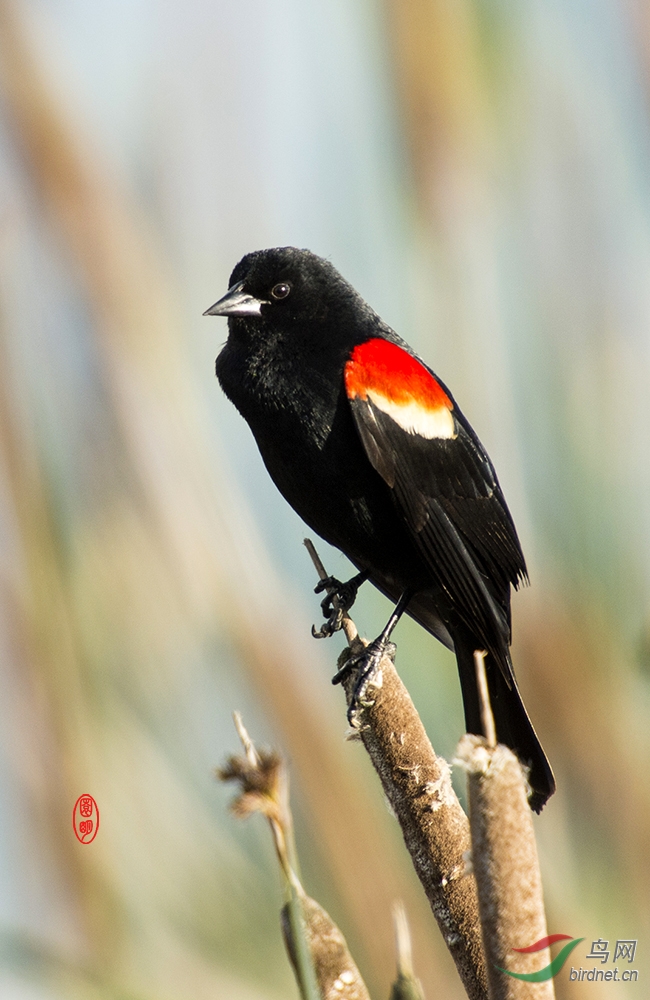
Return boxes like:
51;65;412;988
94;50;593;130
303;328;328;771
205;247;555;811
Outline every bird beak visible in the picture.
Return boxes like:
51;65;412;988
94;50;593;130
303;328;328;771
203;280;268;317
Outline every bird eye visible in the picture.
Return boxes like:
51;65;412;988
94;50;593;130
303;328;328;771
271;282;291;300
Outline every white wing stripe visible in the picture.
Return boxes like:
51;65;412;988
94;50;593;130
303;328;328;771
367;389;456;440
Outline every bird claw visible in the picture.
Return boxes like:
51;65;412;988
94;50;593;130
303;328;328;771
312;573;364;639
331;637;396;727
311;612;343;640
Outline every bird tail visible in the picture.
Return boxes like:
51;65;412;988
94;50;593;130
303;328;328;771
453;629;556;812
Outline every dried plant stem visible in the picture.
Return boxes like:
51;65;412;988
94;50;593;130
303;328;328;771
457;734;554;1000
305;541;488;1000
220;715;370;1000
284;886;321;1000
341;648;486;999
474;652;496;749
281;895;371;1000
226;715;319;1000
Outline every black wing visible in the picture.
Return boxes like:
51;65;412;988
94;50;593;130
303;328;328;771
347;359;527;680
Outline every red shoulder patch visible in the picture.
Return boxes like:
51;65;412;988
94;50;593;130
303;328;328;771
345;339;453;411
345;339;456;440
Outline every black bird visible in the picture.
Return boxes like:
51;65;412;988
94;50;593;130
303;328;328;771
205;246;555;811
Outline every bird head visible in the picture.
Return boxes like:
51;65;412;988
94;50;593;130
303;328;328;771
204;247;373;335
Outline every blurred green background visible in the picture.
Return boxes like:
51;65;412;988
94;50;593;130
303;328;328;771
0;0;648;997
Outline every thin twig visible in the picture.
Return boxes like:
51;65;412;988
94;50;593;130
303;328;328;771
220;717;320;1000
473;652;496;748
303;538;328;582
233;710;260;766
220;715;370;1000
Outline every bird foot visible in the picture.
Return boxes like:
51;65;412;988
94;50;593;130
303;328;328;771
332;636;396;727
312;572;366;639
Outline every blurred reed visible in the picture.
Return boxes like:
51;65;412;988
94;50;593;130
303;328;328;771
0;0;648;997
0;1;464;997
383;2;650;993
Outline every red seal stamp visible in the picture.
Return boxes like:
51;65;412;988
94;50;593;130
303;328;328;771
73;794;99;844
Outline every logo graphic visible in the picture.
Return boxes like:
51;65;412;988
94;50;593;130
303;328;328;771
73;793;99;844
497;934;585;982
571;938;639;982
